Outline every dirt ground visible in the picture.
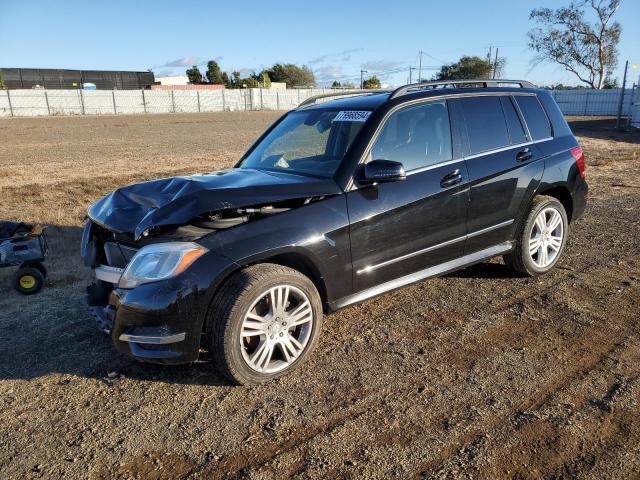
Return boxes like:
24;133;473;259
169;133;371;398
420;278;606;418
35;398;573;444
0;112;638;479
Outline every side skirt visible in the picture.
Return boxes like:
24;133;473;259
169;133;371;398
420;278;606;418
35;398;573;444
329;241;513;311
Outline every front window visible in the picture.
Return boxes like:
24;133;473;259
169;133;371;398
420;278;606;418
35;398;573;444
239;109;371;178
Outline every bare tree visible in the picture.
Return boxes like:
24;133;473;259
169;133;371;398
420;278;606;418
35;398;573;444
528;0;621;89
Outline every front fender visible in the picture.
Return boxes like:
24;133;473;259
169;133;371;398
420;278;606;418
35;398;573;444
198;195;352;303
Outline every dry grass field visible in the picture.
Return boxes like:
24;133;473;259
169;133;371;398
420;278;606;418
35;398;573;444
0;112;639;479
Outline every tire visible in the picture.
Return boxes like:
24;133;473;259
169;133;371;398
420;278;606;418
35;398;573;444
503;195;569;276
13;267;45;295
206;264;323;385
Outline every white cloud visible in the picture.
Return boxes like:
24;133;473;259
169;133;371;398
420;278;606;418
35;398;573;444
361;59;404;71
161;56;201;68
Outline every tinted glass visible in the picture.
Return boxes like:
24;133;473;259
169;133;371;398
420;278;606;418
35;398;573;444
240;109;369;178
371;100;452;171
515;95;552;140
501;96;528;144
459;96;510;154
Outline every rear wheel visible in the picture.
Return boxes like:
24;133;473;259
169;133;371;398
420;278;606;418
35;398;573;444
504;195;569;276
13;267;44;295
206;264;323;385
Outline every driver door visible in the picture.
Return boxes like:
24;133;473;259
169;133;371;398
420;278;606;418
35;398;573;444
347;100;469;292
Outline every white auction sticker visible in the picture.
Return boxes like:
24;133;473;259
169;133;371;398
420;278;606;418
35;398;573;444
333;111;371;122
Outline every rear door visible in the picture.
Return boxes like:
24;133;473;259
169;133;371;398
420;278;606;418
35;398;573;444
454;94;544;253
347;99;469;292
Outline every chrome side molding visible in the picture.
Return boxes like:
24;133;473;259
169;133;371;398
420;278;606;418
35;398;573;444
335;241;513;310
357;219;514;274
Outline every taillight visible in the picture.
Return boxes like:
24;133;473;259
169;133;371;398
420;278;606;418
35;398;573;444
570;146;586;178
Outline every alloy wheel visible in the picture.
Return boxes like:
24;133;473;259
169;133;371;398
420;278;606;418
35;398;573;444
529;207;564;268
239;285;314;373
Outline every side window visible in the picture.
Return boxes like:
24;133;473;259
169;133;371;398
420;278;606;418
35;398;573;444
459;96;511;154
514;95;552;141
500;96;528;144
370;100;452;171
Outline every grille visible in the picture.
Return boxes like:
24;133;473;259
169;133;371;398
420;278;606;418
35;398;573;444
104;242;138;268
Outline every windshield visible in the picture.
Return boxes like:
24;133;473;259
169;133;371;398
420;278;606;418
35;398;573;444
239;109;371;178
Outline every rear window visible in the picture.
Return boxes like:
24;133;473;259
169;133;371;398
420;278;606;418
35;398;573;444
514;95;552;141
458;96;510;154
501;97;528;144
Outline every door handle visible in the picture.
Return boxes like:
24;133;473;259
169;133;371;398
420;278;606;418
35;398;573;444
440;169;462;188
516;148;533;162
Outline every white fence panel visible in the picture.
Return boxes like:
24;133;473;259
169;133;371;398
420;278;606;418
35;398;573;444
82;90;115;115
259;89;279;110
46;90;83;115
199;90;224;112
9;90;49;116
114;90;144;114
3;87;634;118
552;89;632;116
222;89;248;111
144;90;173;113
277;90;300;110
0;90;11;117
631;85;640;129
172;90;200;113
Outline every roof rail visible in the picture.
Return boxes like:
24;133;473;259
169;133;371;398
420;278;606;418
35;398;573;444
298;89;391;108
389;79;535;99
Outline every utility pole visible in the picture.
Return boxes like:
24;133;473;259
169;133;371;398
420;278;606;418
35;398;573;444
409;66;417;84
493;47;499;79
418;51;424;82
360;70;368;89
616;60;629;130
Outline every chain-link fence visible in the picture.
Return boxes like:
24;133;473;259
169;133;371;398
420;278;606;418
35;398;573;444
0;87;634;118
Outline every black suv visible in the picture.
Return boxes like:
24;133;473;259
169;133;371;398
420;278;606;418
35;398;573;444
82;79;588;384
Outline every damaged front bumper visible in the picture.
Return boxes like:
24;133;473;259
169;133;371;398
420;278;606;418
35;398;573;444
87;277;199;363
83;221;238;364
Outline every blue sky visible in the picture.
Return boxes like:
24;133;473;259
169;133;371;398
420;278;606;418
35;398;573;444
1;0;638;87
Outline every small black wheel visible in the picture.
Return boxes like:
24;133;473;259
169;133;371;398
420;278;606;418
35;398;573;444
205;264;323;385
13;267;45;295
504;195;569;276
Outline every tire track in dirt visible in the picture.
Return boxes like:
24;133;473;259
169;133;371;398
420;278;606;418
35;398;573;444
195;259;637;478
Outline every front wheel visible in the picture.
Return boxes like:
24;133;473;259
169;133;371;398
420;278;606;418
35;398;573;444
504;195;569;276
206;264;323;385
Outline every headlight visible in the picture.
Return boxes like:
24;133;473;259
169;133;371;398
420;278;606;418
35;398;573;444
118;242;208;289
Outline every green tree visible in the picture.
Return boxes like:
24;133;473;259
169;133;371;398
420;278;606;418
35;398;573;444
261;71;271;88
221;71;230;88
331;80;342;88
264;63;315;87
0;69;4;89
435;56;494;80
362;76;381;89
228;71;242;88
186;65;203;84
206;60;224;84
528;0;621;89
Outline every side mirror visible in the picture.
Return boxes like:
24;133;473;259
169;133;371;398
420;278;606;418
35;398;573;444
361;159;406;184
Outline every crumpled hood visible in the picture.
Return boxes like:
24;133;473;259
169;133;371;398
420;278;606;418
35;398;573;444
87;168;342;240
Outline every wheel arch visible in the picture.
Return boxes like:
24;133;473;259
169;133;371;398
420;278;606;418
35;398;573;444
246;251;329;313
536;184;574;222
203;249;330;325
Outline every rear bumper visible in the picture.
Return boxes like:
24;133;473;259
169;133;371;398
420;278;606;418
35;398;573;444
571;177;588;222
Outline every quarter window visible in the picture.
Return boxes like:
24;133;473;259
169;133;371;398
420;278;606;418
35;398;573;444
370;100;452;171
501;96;528;144
514;95;552;141
459;96;510;154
